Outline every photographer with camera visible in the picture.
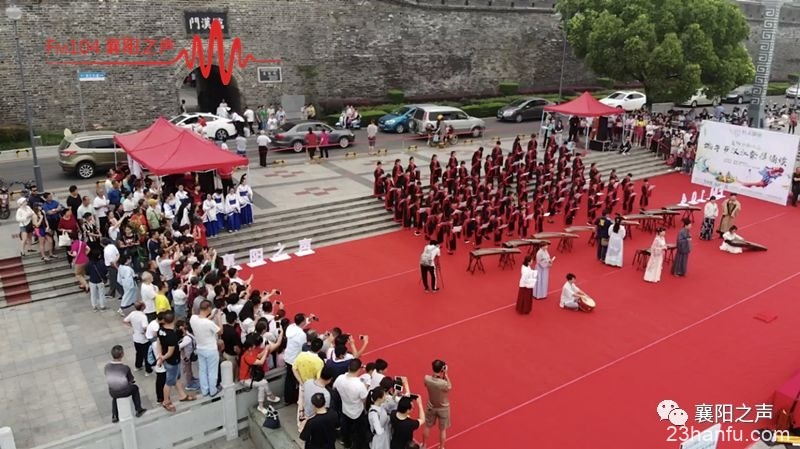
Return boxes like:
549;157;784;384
283;312;314;405
333;358;369;449
239;332;282;414
390;395;425;449
422;360;452;449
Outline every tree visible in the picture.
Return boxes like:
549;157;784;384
557;0;755;104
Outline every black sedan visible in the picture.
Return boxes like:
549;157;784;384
268;121;355;153
496;97;553;122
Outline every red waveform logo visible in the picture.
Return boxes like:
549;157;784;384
47;20;279;86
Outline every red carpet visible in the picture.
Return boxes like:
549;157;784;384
240;173;800;449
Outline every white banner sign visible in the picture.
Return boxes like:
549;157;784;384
692;120;798;205
247;248;266;268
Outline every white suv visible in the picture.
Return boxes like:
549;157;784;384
408;106;485;138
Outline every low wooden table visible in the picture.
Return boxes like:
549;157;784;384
633;243;677;269
503;239;549;257
565;225;595;248
622;214;661;233
467;248;521;274
666;205;701;224
641;209;680;228
533;232;579;253
633;248;651;270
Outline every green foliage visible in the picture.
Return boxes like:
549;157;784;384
323;110;388;127
387;89;405;103
557;0;755;103
498;82;519;96
789;74;800;84
0;124;29;143
0;127;63;152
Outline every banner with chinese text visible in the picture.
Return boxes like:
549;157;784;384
692;120;798;206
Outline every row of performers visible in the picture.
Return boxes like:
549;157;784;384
371;145;655;253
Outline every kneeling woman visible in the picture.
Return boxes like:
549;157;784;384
720;225;743;254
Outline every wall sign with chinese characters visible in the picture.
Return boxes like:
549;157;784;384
692;120;799;206
184;11;229;36
258;67;282;83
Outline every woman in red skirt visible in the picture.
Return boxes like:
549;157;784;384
516;255;537;314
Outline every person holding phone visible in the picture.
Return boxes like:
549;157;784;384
422;360;452;449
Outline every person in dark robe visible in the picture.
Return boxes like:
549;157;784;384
594;209;612;261
671;218;692;276
372;162;384;196
639;178;652;208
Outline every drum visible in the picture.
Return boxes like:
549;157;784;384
578;294;596;312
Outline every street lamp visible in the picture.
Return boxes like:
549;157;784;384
6;4;44;190
554;12;568;102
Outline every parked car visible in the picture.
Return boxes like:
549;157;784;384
170;113;238;141
786;84;800;99
408;105;485;137
268;121;355;153
57;130;130;179
378;105;425;133
496;97;553;122
599;91;647;111
724;85;754;104
677;88;719;107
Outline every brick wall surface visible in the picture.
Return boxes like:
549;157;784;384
0;0;796;131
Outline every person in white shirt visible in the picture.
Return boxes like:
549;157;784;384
202;193;219;238
516;255;538;315
235;134;247;157
333;359;369;449
243;107;255;135
699;195;718;241
172;280;189;320
76;196;95;221
720;225;744;254
419;240;441;292
190;300;222;397
371;359;388;388
283;313;310;405
15;197;34;256
256;130;271;167
224;186;241;232
157;250;175;282
103;238;122;300
216;100;229;118
266;114;278;132
93;189;110;233
140;272;158;321
560;273;583;311
367;120;378;153
121;193;137;214
123;302;152;373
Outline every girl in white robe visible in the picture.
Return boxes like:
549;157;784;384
202;194;219;237
212;189;225;228
604;216;626;267
644;228;667;283
237;175;254;226
224;187;241;232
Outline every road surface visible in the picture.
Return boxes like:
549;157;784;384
0;97;783;193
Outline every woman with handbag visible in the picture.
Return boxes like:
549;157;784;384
239;333;282;414
58;208;79;264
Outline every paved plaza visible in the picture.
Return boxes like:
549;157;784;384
0;140;500;447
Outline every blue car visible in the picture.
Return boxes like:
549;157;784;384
377;105;423;133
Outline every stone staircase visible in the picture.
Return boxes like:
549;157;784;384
0;148;674;308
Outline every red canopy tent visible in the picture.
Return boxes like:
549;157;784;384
543;91;621;117
114;117;248;176
539;91;625;151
